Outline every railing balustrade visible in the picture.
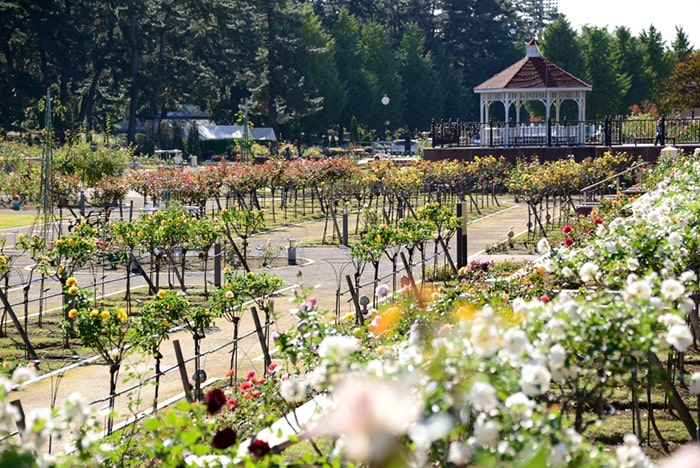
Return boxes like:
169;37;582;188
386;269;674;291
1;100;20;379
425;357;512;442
431;117;700;148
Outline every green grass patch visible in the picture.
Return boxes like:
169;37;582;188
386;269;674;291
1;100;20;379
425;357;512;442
0;213;37;229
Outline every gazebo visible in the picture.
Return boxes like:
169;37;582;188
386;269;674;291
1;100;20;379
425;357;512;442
474;39;591;146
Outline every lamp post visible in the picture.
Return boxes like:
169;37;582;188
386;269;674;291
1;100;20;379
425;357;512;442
381;94;390;154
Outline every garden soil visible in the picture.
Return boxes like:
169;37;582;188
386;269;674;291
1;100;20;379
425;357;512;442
1;199;533;453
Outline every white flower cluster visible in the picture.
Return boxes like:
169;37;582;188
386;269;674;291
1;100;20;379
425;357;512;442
0;369;102;468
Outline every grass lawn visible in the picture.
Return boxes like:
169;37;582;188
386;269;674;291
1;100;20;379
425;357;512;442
0;212;37;229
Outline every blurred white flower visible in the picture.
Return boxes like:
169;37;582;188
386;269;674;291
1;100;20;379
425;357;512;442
519;364;551;396
595;224;607;237
561;300;579;320
680;270;696;284
468;381;498;413
660;278;685;301
561;266;573;278
504;392;534;419
679;298;695;315
448;441;472;465
625;279;652;301
626;257;639;271
317;335;360;361
667;231;683;246
615;434;653;468
23;407;54;452
666;324;693;352
658;445;700;468
60;392;90;426
11;366;36;385
550;442;568;466
579;262;598;283
408;413;453;453
184;454;233;467
688;372;700;395
502;328;530;358
280;378;307;402
473;418;500;447
312;375;424;463
549;343;567;370
546;318;567;341
536;238;550;255
659;313;686;328
469;320;500;357
603;241;617;254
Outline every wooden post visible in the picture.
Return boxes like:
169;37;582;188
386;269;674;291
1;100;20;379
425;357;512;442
172;340;193;403
346;275;364;325
251;307;272;371
10;399;25;437
400;252;424;308
0;289;37;359
648;352;695;438
456;202;468;269
213;243;222;287
129;253;157;294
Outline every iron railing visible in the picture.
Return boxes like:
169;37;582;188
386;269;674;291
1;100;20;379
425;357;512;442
431;117;700;148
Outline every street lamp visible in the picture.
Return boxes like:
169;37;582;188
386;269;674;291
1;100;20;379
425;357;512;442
381;94;390;154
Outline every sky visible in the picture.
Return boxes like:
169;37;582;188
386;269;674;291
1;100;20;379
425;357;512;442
557;0;700;49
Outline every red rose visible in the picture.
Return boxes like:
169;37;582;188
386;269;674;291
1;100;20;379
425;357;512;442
248;438;271;458
204;388;227;414
212;427;237;449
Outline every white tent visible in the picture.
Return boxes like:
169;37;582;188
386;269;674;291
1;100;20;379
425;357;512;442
197;125;277;142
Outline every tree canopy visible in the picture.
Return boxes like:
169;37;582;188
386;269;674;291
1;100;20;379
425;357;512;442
0;0;696;148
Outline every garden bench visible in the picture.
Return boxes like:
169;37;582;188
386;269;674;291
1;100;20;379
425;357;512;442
67;206;107;231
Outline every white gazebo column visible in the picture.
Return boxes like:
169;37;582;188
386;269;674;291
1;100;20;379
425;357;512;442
578;92;586;145
515;101;523;123
504;94;511;147
480;95;489;144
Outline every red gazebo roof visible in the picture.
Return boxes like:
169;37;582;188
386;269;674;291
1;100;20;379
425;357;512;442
474;40;591;91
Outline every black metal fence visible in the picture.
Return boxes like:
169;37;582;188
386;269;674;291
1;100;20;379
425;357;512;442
431;117;700;148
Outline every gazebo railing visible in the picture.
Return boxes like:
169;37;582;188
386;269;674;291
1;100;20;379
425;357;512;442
431;117;700;148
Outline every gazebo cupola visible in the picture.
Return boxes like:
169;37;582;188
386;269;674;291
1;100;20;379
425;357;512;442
474;39;591;146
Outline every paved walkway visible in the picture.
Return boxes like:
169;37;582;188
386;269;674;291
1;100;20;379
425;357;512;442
2;199;534;451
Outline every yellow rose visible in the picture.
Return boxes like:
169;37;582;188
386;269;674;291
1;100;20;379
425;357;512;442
157;290;166;298
100;310;110;320
90;309;99;317
68;309;78;319
117;309;127;321
68;285;79;296
66;277;78;287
